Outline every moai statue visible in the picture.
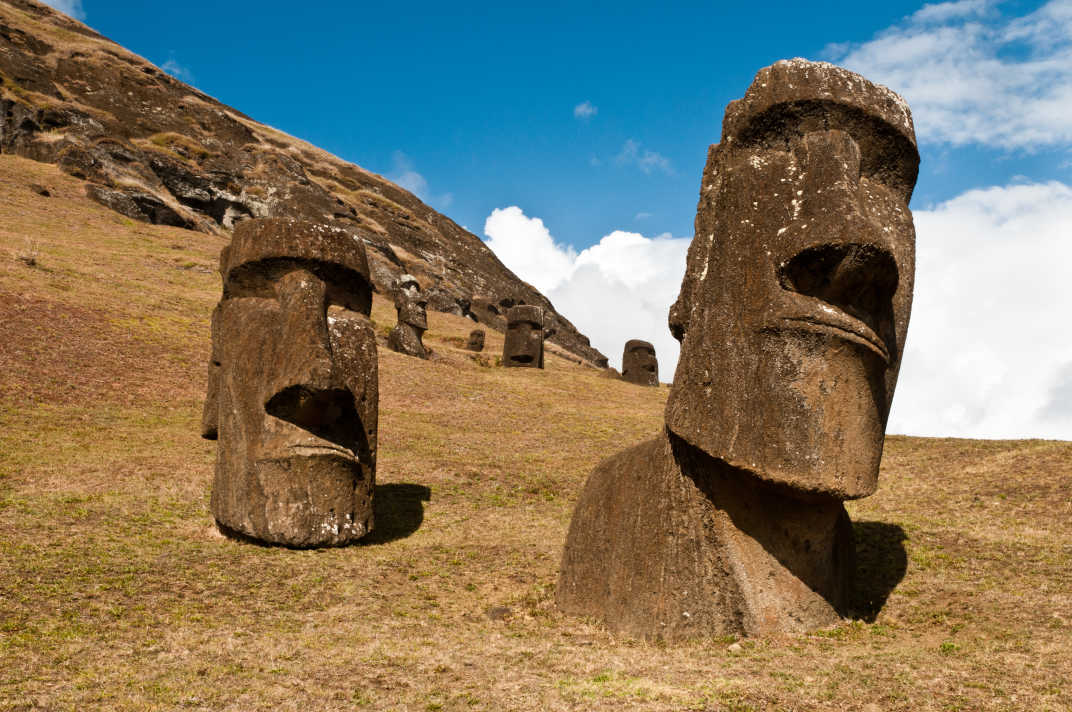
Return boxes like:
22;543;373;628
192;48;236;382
387;274;428;358
466;328;486;352
621;340;658;386
558;59;919;638
502;305;545;368
201;218;379;547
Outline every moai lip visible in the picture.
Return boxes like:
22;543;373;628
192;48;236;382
502;305;545;368
558;59;919;638
202;218;378;547
621;339;658;386
466;329;486;352
387;274;429;359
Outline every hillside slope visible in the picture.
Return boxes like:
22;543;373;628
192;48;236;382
2;155;1071;710
0;0;607;365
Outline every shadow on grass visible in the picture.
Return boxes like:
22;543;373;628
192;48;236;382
850;520;908;621
363;482;431;545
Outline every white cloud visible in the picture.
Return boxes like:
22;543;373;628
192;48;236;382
615;139;673;174
483;207;577;293
387;151;452;209
40;0;84;20
483;206;688;376
573;101;598;119
160;59;194;83
826;0;1072;149
634;212;653;221
888;180;1072;439
486;183;1072;439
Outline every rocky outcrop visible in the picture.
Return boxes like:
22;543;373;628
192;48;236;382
0;0;606;365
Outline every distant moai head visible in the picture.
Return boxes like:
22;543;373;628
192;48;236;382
394;274;428;330
621;340;658;386
466;328;486;352
503;305;545;368
387;274;428;358
665;59;919;500
201;218;378;547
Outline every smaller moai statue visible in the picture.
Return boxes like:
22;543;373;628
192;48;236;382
502;305;544;368
621;340;658;386
387;274;428;358
466;329;486;352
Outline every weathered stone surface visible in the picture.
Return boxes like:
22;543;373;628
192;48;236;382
559;59;919;638
621;339;658;386
466;329;485;352
0;1;607;366
387;274;428;359
202;218;378;547
502;305;544;368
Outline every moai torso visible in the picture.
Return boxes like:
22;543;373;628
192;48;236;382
387;274;428;359
202;218;378;547
621;339;658;386
559;59;919;637
502;305;544;368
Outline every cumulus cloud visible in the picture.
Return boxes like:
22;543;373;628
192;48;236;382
483;206;689;376
388;151;453;209
40;0;84;20
573;101;598;119
615;139;673;174
826;0;1072;149
485;184;1072;439
888;180;1072;439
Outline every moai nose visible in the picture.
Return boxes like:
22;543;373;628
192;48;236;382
263;268;350;428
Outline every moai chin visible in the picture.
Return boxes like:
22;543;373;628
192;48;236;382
621;339;658;386
387;274;428;359
466;328;486;352
201;218;379;547
502;305;545;368
558;59;919;638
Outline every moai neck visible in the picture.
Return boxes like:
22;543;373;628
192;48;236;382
667;430;854;634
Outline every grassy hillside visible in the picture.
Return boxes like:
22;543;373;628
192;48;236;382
1;153;1070;711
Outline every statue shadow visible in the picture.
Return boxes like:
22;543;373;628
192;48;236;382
849;520;908;621
362;483;431;545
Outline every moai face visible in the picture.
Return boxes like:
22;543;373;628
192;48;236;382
395;274;428;330
202;218;378;547
466;329;486;352
503;305;545;368
666;60;918;500
621;340;658;386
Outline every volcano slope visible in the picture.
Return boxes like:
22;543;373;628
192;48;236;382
1;155;1071;711
0;0;605;366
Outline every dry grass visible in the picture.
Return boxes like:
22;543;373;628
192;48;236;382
1;154;1070;711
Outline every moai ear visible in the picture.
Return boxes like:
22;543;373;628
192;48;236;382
201;303;221;440
669;143;722;342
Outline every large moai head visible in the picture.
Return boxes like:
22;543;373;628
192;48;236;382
666;60;919;500
387;274;428;358
466;328;486;352
502;305;545;368
201;218;378;547
621;340;658;386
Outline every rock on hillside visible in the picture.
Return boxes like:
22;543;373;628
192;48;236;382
0;0;607;366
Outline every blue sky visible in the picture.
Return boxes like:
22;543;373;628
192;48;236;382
48;0;1072;438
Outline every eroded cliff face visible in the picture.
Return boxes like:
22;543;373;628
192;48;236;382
0;0;607;366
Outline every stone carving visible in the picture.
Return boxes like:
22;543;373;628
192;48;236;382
621;340;658;386
558;59;919;638
466;329;486;352
387;274;428;359
201;218;379;547
502;305;545;368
